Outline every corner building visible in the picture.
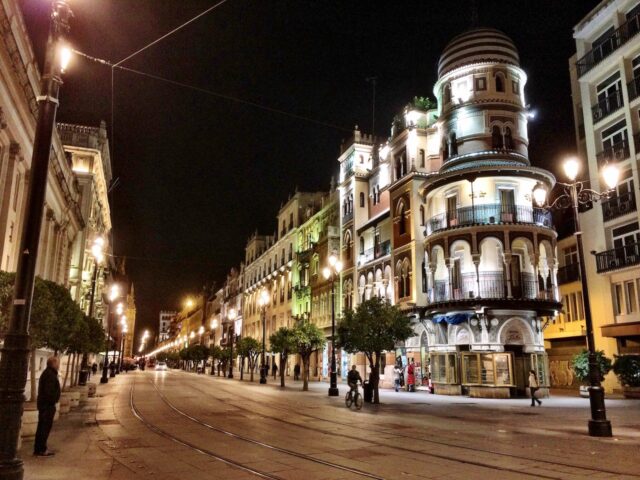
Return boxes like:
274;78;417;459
421;28;561;398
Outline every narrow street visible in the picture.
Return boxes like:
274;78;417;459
23;370;640;480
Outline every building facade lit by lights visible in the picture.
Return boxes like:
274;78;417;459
566;0;640;392
159;311;177;343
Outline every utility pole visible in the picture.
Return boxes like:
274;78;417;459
0;2;72;478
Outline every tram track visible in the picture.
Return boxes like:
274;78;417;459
160;372;640;479
131;378;386;480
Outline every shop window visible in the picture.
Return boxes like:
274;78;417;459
461;352;513;386
430;353;458;384
530;354;548;387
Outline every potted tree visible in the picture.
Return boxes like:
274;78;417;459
612;355;640;398
571;350;612;398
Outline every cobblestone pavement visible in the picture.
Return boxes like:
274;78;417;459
22;369;640;479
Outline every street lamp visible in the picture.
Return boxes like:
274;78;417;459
258;289;270;384
117;316;127;373
323;254;343;397
101;284;120;384
227;308;237;378
533;155;619;437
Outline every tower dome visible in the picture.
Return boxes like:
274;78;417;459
438;28;520;78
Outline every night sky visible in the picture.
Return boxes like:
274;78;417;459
20;0;600;343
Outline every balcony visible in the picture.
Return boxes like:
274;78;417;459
628;75;640;102
595;241;640;273
596;139;630;166
576;13;640;77
425;204;552;235
343;210;353;223
601;191;636;221
358;240;391;265
591;90;623;123
429;272;552;304
557;263;580;285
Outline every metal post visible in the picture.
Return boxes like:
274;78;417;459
100;309;112;384
260;307;267;384
0;3;71;478
570;184;612;437
328;276;339;396
228;331;234;378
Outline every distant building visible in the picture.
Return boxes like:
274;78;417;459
159;311;176;343
569;0;640;391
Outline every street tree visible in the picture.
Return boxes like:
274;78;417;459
219;346;232;375
269;327;296;388
338;297;413;403
236;337;261;382
209;345;223;375
292;321;325;391
189;344;209;371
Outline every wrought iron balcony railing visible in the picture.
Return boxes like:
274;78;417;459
596;138;630;166
592;90;624;123
601;190;636;221
557;263;580;285
576;13;640;77
425;204;552;235
595;241;640;273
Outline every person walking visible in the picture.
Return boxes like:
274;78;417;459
393;364;402;392
294;363;300;381
529;369;542;407
406;358;416;392
34;356;61;456
91;363;98;375
272;362;278;380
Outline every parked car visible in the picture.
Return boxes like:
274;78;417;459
155;361;168;371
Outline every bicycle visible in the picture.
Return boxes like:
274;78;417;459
345;383;363;410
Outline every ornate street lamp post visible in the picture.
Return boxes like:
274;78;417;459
323;254;343;397
258;289;270;384
101;288;120;384
226;309;236;377
0;1;73;476
533;156;619;437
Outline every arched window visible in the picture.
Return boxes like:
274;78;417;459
402;259;412;298
448;132;458;157
504;127;514;150
420;205;425;226
359;192;365;208
495;73;505;92
398;201;407;235
421;259;427;293
444;84;451;104
419;149;425;168
344;231;352;261
396;262;404;299
492;125;503;149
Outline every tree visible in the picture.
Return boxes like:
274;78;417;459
571;350;613;384
189;344;209;371
218;346;232;375
292;322;325;391
338;297;413;403
269;327;296;388
209;345;223;375
179;347;191;370
236;337;262;382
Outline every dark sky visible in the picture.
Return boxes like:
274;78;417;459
20;0;600;342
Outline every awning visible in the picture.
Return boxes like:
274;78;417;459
601;322;640;338
432;312;474;325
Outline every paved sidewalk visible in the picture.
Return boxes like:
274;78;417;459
22;375;139;480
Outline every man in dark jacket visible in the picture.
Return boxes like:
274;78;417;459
34;356;61;456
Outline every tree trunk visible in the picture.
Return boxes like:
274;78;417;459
302;355;310;391
29;348;37;403
249;358;254;382
372;353;380;404
280;353;286;388
74;353;81;386
62;353;71;390
70;352;77;388
240;356;245;380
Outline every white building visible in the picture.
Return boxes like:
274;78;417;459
569;0;640;391
158;311;176;343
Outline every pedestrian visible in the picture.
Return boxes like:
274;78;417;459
529;369;542;407
91;363;98;375
294;363;300;381
407;358;416;392
393;364;402;392
34;356;61;457
272;362;278;380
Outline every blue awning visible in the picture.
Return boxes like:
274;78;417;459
432;312;474;325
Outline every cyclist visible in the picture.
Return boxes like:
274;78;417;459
347;365;362;394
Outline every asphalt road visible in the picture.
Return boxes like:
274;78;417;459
23;369;640;479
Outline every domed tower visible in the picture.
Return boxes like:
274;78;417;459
422;28;561;399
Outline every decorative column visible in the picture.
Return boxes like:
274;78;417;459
530;253;540;300
472;253;481;298
447;258;455;300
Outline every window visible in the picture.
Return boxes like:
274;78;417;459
430;353;458;384
495;73;505;92
419;205;425;226
13;172;21;211
462;352;513;386
492;126;503;149
530;354;547;387
448;132;457;156
600;120;627;157
504;127;514;150
475;77;486;91
596;72;622;115
446;195;458;226
444;84;451;104
442;138;449;161
359;192;365;208
419;149;425;168
626;281;638;313
359;237;364;253
512;80;519;95
563;245;578;266
398;202;407;235
359;154;364;164
613;283;624;315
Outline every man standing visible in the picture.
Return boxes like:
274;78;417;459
34;356;61;456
